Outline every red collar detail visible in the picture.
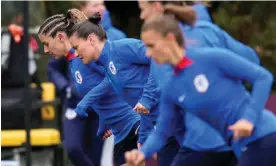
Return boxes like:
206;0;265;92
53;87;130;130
174;57;193;75
66;48;75;61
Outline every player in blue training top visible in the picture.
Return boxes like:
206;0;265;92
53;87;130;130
138;1;236;166
67;12;187;166
45;3;126;165
138;1;261;165
38;9;140;166
125;14;276;166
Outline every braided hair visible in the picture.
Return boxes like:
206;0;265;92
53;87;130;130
38;8;87;37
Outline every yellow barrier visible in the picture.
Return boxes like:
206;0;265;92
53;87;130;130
41;82;56;120
1;129;60;147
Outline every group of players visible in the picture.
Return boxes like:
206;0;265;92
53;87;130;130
39;1;276;166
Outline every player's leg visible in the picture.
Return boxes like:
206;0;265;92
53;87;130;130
171;147;235;166
114;121;140;166
238;132;276;166
85;111;104;166
157;137;180;166
63;107;95;166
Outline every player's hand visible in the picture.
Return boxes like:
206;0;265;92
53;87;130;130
125;150;146;166
102;129;113;140
228;119;254;140
74;106;88;117
133;103;150;114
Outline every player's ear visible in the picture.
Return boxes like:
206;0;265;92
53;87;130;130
88;33;96;46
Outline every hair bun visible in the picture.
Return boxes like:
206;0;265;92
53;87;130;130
88;12;102;24
65;9;75;24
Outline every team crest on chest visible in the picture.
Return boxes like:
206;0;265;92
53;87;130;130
75;71;83;84
109;61;117;75
193;74;209;93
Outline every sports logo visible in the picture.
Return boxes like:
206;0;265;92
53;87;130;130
75;71;83;84
109;61;117;75
193;74;209;93
65;108;77;120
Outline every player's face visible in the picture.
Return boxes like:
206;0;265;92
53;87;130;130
141;30;171;64
69;34;96;64
81;0;105;19
39;34;66;59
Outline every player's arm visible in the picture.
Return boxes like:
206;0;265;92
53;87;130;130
75;77;113;117
138;60;161;111
219;29;260;64
120;40;161;111
210;48;273;125
137;115;154;145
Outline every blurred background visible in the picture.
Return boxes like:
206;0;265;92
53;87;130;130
1;1;276;166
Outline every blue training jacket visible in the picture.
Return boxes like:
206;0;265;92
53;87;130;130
75;39;161;144
141;47;276;159
181;21;260;64
48;9;126;109
151;61;231;152
165;20;261;151
148;19;262;152
68;54;140;144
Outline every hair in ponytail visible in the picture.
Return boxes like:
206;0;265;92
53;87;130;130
148;1;196;26
68;12;107;41
164;4;196;26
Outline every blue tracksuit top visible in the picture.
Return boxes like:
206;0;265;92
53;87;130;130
148;20;261;152
77;39;161;144
151;61;230;152
164;20;261;151
141;47;276;159
192;3;212;22
180;21;260;64
68;56;139;144
100;10;127;41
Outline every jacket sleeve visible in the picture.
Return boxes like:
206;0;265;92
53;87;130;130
120;40;161;110
138;60;161;110
76;77;114;112
97;122;111;137
219;28;260;64
47;57;69;92
137;114;155;144
209;48;273;125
